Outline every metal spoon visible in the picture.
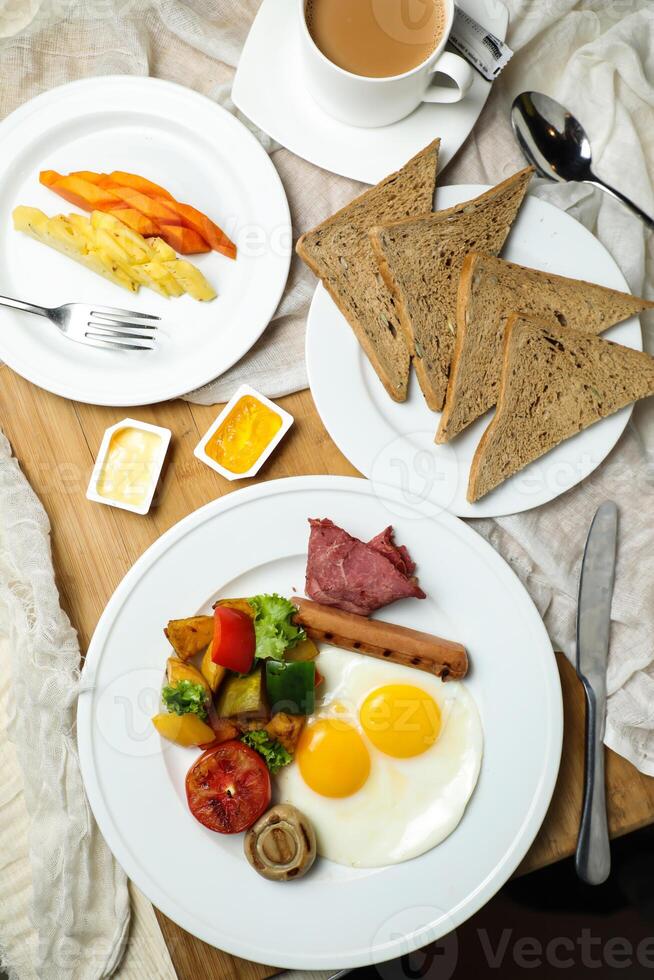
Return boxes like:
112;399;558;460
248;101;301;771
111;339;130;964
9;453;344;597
511;91;653;231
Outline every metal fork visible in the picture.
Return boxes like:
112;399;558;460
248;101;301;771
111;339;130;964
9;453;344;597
0;295;159;351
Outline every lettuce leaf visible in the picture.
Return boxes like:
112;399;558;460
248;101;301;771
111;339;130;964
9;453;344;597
248;593;305;662
241;730;292;774
162;680;208;720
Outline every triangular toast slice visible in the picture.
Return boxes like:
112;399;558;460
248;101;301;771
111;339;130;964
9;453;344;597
296;140;440;402
437;252;654;442
369;167;534;411
468;315;654;502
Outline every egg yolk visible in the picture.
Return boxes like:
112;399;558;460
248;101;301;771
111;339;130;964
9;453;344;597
297;718;371;798
360;684;441;758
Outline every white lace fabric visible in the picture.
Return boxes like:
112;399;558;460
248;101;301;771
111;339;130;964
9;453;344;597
0;431;129;979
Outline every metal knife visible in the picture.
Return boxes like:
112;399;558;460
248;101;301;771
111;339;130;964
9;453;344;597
575;500;618;885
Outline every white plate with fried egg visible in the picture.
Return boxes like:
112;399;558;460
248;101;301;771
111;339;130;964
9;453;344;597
78;476;562;969
278;648;483;867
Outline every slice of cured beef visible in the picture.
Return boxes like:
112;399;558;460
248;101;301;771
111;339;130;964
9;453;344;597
305;518;425;616
367;526;416;577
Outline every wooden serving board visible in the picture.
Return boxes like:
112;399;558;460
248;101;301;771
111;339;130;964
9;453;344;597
1;364;654;979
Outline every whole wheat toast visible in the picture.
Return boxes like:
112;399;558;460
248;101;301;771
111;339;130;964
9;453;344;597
468;315;654;502
296;140;440;402
437;252;654;443
369;167;534;411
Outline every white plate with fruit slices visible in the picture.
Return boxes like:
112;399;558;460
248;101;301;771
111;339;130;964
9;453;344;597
0;76;291;406
77;476;562;968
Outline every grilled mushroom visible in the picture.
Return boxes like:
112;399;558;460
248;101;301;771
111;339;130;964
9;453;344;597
244;804;317;881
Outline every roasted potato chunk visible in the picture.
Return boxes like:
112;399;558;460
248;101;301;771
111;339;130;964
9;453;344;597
212;597;255;619
285;636;319;663
166;656;210;694
215;664;268;721
164;616;213;661
265;712;305;754
200;642;226;693
207;717;241;745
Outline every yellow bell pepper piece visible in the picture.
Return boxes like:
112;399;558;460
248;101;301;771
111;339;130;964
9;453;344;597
151;712;215;747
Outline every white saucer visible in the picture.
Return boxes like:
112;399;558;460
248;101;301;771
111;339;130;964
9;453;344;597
232;0;508;184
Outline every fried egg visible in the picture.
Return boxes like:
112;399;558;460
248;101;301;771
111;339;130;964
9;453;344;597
275;647;483;867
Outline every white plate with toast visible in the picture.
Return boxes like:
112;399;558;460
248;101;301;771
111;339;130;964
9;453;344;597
78;476;562;967
306;186;643;518
0;76;291;406
232;0;507;184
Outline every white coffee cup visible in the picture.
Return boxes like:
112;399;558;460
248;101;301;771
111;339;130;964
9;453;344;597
298;0;474;128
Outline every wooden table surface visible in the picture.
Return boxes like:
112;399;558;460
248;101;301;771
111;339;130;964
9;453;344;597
1;365;654;980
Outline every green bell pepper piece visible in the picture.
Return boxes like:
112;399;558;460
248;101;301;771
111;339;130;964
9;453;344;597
266;660;315;716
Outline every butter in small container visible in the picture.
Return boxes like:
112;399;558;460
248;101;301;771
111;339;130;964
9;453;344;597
87;419;171;515
194;384;293;480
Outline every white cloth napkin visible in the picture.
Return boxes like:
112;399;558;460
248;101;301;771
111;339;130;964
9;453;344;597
1;1;654;978
449;0;654;775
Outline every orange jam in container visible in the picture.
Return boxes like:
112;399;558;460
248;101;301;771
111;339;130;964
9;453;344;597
205;395;282;474
195;385;293;480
